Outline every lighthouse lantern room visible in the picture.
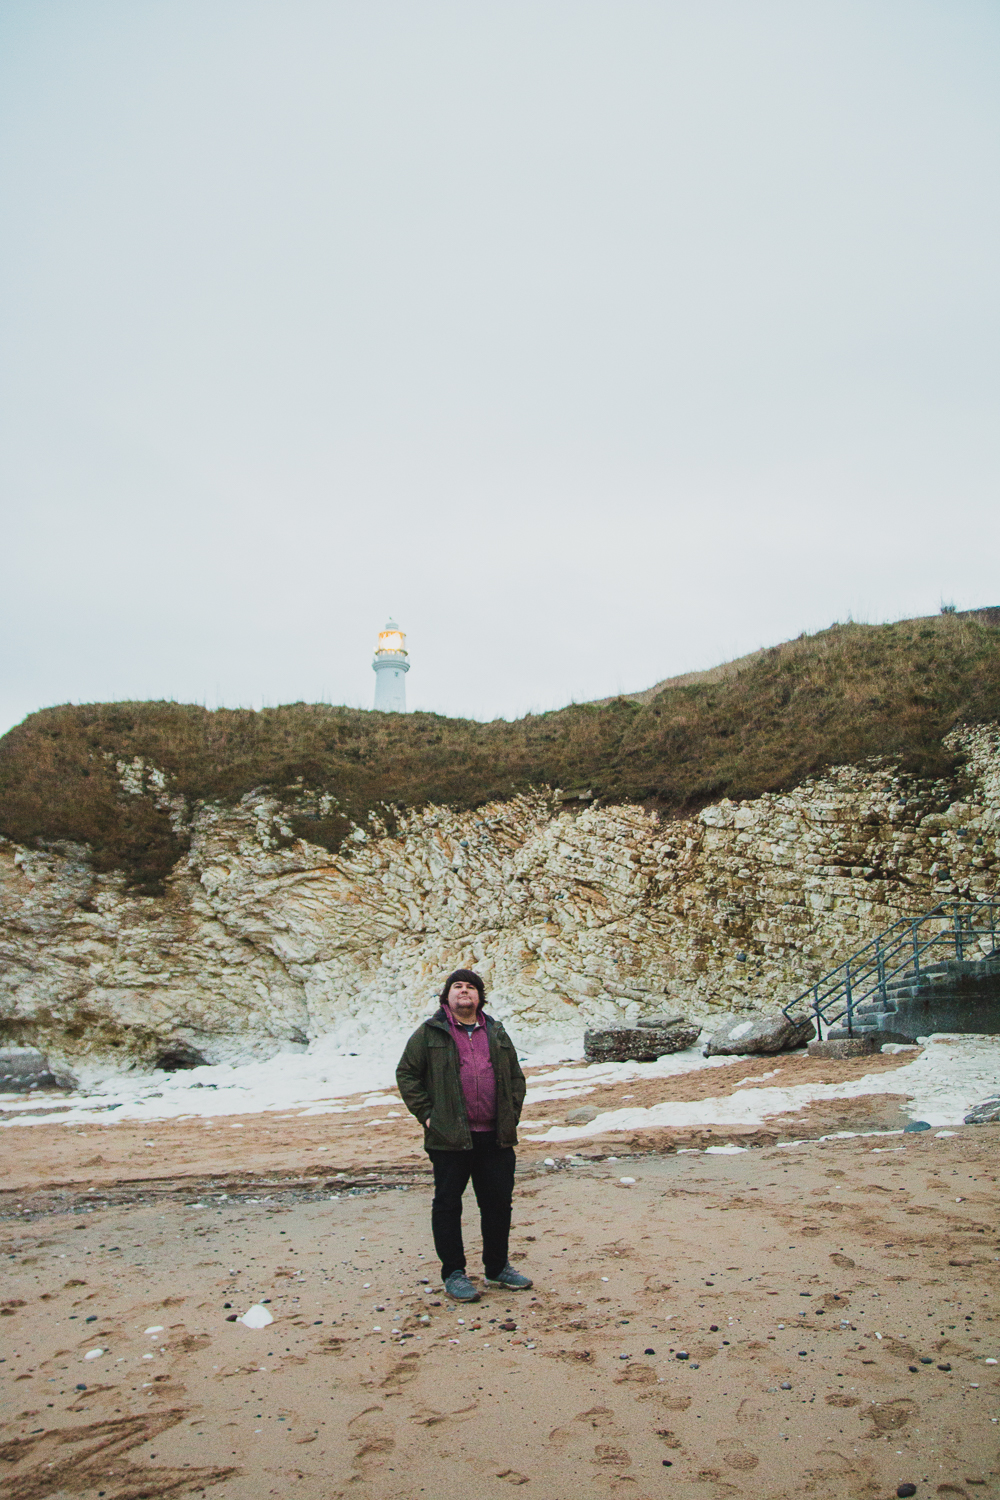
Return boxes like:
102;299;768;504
372;619;409;712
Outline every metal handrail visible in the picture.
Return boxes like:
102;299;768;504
782;900;1000;1040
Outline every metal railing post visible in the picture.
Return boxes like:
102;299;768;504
814;984;823;1042
876;935;887;1007
845;963;854;1037
954;909;964;962
912;920;920;976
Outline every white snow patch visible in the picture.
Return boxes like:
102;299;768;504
3;1029;996;1139
0;1033;735;1129
521;1035;1000;1139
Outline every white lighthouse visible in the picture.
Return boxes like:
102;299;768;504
372;619;410;712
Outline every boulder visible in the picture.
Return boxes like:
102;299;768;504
964;1098;1000;1125
0;1046;74;1093
704;1012;815;1057
565;1105;600;1125
584;1023;700;1063
807;1036;879;1059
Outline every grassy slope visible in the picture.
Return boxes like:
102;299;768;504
1;612;998;893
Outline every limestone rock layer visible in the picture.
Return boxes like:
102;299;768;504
1;725;998;1071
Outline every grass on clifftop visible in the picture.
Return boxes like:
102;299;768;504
1;611;999;893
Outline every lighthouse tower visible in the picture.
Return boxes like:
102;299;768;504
372;619;410;712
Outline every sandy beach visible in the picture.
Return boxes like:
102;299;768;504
2;1043;999;1500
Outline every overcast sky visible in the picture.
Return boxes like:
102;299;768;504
2;2;998;734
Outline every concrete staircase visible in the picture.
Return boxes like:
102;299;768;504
825;953;1000;1042
783;899;1000;1044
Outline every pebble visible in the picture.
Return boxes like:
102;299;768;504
903;1121;931;1133
84;1348;104;1360
644;1347;655;1355
780;1381;792;1390
897;1486;917;1498
676;1351;689;1361
937;1363;952;1372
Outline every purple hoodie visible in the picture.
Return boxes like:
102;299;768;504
446;1008;497;1132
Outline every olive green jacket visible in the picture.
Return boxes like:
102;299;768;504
395;1009;527;1151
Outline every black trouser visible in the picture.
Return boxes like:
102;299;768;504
427;1130;516;1282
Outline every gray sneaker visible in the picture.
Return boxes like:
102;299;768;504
484;1264;533;1290
444;1270;481;1302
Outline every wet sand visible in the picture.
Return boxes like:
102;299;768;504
1;1102;998;1499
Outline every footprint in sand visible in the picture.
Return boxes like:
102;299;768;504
593;1443;632;1468
495;1470;530;1484
409;1402;478;1428
379;1352;421;1389
830;1253;855;1268
575;1406;627;1435
615;1363;657;1385
347;1406;396;1474
860;1398;916;1435
723;1450;760;1471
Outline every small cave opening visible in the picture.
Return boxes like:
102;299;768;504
154;1046;208;1072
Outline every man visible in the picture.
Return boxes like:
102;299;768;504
396;968;532;1303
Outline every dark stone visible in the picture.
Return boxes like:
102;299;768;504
675;1351;689;1360
807;1036;880;1059
584;1024;700;1063
903;1120;932;1132
644;1347;655;1355
705;1012;815;1057
897;1486;917;1498
937;1363;951;1372
964;1097;1000;1125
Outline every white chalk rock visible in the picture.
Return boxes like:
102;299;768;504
240;1304;274;1329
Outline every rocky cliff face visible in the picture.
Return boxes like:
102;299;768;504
1;726;998;1074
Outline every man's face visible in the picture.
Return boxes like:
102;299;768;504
446;980;480;1022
